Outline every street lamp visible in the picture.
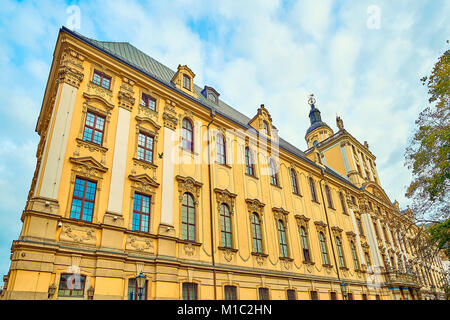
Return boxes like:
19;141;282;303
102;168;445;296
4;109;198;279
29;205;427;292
340;282;348;300
136;272;146;300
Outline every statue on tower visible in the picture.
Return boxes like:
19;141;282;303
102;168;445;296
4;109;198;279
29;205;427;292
336;115;344;131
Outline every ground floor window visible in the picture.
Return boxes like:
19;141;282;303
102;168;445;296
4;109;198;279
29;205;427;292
128;278;148;300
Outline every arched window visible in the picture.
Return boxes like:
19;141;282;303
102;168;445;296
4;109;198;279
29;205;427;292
220;204;232;248
339;192;347;214
325;185;333;208
181;193;195;241
216;133;226;164
299;227;311;262
263;121;270;136
278;220;288;258
251;213;263;254
269;158;278;186
290;169;299;195
245;147;255;176
319;232;329;265
350;240;359;270
309;177;317;202
336;236;346;268
182;118;194;152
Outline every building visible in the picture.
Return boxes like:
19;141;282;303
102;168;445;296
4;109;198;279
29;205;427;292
1;27;447;300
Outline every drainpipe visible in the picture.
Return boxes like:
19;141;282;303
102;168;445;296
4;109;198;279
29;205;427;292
206;108;217;300
318;167;344;298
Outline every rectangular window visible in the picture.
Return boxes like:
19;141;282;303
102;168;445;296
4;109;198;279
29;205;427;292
224;285;237;300
362;293;368;300
310;290;319;300
258;287;269;300
137;132;154;163
70;177;96;222
132;193;151;232
330;292;337;300
287;289;296;300
347;292;353;300
182;283;198;300
183;74;191;90
376;294;381;300
83;111;105;145
141;93;156;111
127;278;148;300
92;70;111;90
58;273;86;297
357;218;364;236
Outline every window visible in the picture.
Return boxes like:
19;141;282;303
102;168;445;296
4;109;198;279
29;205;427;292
141;93;156;111
330;292;337;300
350;241;359;270
310;290;319;300
287;289;296;300
58;273;86;297
70;177;96;222
356;164;362;176
128;278;148;300
339;192;347;214
83;111;105;145
132;193;151;232
181;193;195;242
347;292;353;300
224;286;237;300
258;287;269;300
182;118;194;152
356;217;364;236
269;158;279;186
325;185;334;208
351;195;357;206
183;74;191;91
92;70;111;90
373;221;380;239
216;133;226;164
277;220;289;258
376;294;381;300
319;232;330;265
263;121;270;136
382;225;388;241
290;169;299;195
336;236;346;268
299;227;311;262
365;252;372;267
309;177;318;202
368;201;373;211
182;283;197;300
251;213;263;254
220;203;232;248
245;147;255;176
137;132;154;163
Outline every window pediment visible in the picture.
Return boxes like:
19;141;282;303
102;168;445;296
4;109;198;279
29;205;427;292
69;156;108;174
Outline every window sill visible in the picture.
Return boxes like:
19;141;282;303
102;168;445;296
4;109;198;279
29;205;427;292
323;264;334;269
216;161;232;169
311;200;320;205
339;266;349;271
280;257;294;262
251;252;268;258
178;239;202;246
218;246;238;253
179;146;199;156
270;183;282;190
292;192;302;197
76;138;108;153
133;157;157;169
89;80;112;92
245;173;258;179
303;260;315;265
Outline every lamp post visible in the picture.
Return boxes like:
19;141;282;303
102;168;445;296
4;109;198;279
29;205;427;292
136;272;146;300
340;282;348;301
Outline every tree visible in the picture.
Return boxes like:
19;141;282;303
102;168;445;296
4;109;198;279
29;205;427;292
405;48;450;223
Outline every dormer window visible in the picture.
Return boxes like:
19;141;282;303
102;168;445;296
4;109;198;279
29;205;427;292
183;74;191;91
201;86;220;104
263;121;270;136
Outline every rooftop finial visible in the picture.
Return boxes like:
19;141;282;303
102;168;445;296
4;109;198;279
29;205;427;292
308;94;316;108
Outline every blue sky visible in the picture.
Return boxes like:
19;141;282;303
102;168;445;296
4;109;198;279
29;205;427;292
0;0;448;284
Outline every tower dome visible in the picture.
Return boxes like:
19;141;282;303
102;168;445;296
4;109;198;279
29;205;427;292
305;94;333;148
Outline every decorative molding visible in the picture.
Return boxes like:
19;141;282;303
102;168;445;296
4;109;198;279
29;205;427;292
294;214;310;229
272;207;289;225
61;224;96;244
128;174;159;194
176;175;203;204
117;76;136;111
57;48;85;88
214;188;237;214
245;198;265;216
126;235;154;252
314;220;327;233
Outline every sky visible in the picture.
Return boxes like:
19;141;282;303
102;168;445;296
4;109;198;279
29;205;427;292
0;0;448;284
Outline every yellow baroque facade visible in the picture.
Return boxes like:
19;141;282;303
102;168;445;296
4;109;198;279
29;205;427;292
1;27;447;300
